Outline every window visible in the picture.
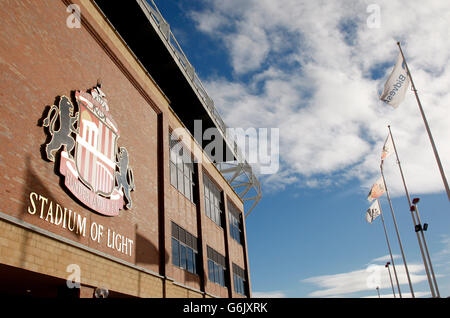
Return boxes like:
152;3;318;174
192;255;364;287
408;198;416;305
187;248;194;273
232;263;247;296
207;246;227;287
228;202;242;244
169;133;195;202
203;172;223;227
208;260;215;282
180;245;187;270
171;222;199;275
171;238;180;267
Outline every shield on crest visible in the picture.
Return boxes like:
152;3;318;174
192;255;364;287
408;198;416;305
74;90;119;196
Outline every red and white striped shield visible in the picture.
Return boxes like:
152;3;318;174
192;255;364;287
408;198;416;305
75;91;118;196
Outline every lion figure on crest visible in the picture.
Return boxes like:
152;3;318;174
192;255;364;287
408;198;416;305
42;96;78;161
115;147;135;209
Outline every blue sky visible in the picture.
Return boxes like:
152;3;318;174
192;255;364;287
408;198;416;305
152;0;450;297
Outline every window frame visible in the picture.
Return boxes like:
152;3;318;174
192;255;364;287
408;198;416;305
203;172;224;227
171;238;180;267
169;133;196;203
232;263;247;296
206;246;227;287
171;222;199;275
228;202;243;244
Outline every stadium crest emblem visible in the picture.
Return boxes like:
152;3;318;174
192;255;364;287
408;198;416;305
42;86;135;216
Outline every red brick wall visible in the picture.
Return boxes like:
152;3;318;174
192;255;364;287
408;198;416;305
0;0;249;298
0;0;160;273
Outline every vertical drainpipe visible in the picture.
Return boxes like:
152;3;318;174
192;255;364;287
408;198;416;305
223;196;234;298
157;112;166;297
195;165;207;296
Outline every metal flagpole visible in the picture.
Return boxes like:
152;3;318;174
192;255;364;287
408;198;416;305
385;262;396;298
411;199;441;297
380;163;415;297
397;42;450;201
387;126;436;297
378;199;402;297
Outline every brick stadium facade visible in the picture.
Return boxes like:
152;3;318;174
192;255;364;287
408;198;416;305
0;0;253;298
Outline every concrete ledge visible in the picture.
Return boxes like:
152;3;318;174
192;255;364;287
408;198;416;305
0;211;164;280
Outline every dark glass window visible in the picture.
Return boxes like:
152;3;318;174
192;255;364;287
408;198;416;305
193;252;198;274
207;246;227;287
233;263;247;296
219;266;225;286
214;263;220;283
171;238;180;267
187;248;194;273
208;260;215;282
171;222;199;275
180;244;187;270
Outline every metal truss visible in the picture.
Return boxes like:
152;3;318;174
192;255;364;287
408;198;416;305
215;161;262;218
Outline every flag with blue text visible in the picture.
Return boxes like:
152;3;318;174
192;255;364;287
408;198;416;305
380;53;410;108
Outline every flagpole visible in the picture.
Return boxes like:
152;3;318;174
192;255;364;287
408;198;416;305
380;163;415;297
385;262;396;298
378;199;402;297
397;42;450;201
411;200;441;297
387;126;436;297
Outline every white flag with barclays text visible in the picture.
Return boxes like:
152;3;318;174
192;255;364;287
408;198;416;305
380;53;410;108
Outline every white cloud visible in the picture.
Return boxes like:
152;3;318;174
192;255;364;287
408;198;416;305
190;0;450;197
299;237;450;298
301;259;428;297
363;291;431;298
435;234;450;275
369;254;401;265
437;234;450;257
252;290;286;298
189;9;227;34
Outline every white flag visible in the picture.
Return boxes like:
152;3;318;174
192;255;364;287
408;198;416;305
380;53;410;108
367;177;386;202
381;133;394;162
366;200;381;224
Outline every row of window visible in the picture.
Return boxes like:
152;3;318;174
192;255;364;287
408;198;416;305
233;263;247;296
171;222;247;295
169;134;243;245
171;222;199;275
172;238;199;274
208;260;226;287
233;274;246;296
207;246;227;287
